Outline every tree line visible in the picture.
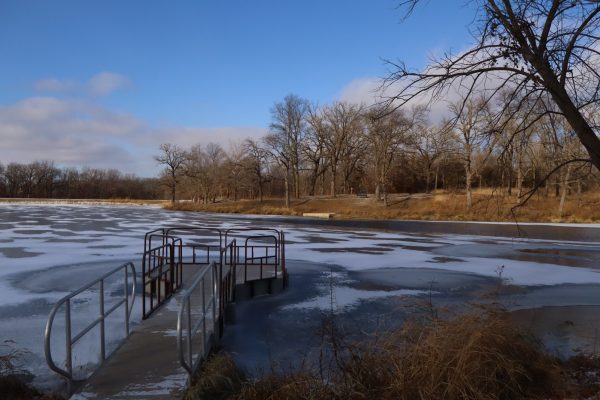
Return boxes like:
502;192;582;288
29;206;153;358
156;93;599;214
0;161;161;199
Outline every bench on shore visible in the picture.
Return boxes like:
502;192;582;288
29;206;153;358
357;192;368;198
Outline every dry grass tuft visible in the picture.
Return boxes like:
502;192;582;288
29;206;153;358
186;307;573;400
184;353;246;400
372;309;561;400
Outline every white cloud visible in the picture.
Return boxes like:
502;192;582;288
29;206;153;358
87;72;130;96
0;96;266;176
33;78;76;93
336;77;383;106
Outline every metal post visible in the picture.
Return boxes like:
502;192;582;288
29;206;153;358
124;267;129;336
142;252;146;319
170;243;175;295
202;280;207;353
99;280;106;361
212;263;218;338
186;297;192;369
65;299;72;384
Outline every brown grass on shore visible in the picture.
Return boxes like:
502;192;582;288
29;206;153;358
4;307;595;400
166;189;600;223
185;307;598;400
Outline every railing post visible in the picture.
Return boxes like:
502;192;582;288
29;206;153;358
99;280;106;361
124;266;130;337
170;243;175;295
212;262;218;338
142;252;146;319
202;280;207;353
65;299;72;388
186;297;192;370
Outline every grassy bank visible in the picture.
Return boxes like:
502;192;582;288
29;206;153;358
165;189;600;223
184;307;600;400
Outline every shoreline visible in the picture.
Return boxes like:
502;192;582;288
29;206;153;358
0;198;166;206
4;198;600;231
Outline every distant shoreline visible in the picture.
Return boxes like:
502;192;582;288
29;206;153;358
0;198;166;206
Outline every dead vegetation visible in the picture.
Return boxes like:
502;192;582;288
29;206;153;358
166;189;600;223
185;306;600;400
0;341;64;400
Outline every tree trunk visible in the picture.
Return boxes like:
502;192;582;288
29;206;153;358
516;154;524;199
558;165;571;220
294;168;300;199
537;64;600;170
330;166;337;198
465;162;472;210
284;169;290;208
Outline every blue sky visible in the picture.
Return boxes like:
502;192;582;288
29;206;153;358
0;0;476;175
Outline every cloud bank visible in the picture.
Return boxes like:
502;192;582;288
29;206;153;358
1;74;267;176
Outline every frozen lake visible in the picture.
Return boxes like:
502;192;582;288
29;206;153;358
2;204;600;389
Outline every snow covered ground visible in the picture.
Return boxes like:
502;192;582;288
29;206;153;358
2;203;600;388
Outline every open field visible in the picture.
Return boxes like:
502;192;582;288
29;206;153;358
166;189;600;223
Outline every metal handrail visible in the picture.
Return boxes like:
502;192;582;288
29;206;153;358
177;240;236;379
177;261;218;377
44;262;136;392
225;228;286;279
243;235;278;281
142;237;183;319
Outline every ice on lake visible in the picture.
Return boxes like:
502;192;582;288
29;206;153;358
2;203;600;389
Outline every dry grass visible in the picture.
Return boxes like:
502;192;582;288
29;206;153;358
0;341;64;400
0;376;64;400
185;307;593;400
184;353;246;400
166;189;600;223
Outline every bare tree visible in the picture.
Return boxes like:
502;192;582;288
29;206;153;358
267;94;309;206
184;145;210;204
365;106;412;204
449;98;492;209
244;138;269;202
155;143;186;203
389;0;600;176
414;122;454;193
304;105;329;196
226;141;247;201
322;102;364;197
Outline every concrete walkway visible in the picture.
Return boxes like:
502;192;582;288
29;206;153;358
71;265;206;400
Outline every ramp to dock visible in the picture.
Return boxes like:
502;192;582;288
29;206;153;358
49;226;287;399
71;265;205;400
